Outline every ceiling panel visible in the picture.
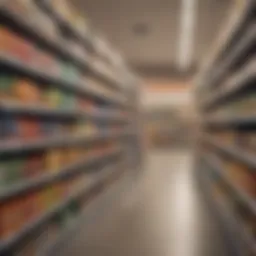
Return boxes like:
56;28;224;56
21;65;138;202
71;0;233;77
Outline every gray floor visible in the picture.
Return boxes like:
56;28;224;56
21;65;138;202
54;150;229;256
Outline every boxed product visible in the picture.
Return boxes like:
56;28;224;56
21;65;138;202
214;131;238;144
0;194;35;240
78;96;88;110
0;200;18;240
60;62;80;83
43;87;62;109
236;133;256;152
63;121;76;135
21;193;36;225
224;161;256;197
36;50;59;75
0;26;34;64
13;78;40;103
41;120;63;137
45;149;62;173
59;91;77;110
23;152;45;179
0;74;16;100
0;114;19;141
44;86;66;109
67;148;82;164
80;97;95;111
18;117;41;140
41;185;56;211
61;147;80;165
0;157;24;190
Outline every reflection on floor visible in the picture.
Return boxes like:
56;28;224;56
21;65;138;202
53;150;229;256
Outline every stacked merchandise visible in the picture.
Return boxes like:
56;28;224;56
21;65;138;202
195;1;255;256
0;0;140;255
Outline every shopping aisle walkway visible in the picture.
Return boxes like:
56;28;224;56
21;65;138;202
53;150;229;256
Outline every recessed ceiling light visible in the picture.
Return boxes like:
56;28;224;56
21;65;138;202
132;23;150;36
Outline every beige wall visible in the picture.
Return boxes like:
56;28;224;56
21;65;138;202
141;79;194;110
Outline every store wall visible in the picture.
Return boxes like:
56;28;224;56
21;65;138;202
141;79;197;148
141;79;192;109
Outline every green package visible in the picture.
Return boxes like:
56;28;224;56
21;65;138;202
0;75;16;98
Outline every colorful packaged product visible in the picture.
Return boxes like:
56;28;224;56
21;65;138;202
0;25;34;63
13;79;40;103
0;157;24;189
1;114;19;141
0;75;16;100
23;152;45;179
45;149;63;173
0;200;15;239
41;120;63;137
59;91;77;110
18;117;40;140
43;87;61;108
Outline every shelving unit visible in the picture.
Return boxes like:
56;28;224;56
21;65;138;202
0;162;125;256
0;1;141;255
195;1;256;255
197;160;256;256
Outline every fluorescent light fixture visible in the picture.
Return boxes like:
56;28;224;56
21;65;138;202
177;0;197;70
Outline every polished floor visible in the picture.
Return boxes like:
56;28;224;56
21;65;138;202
54;150;229;256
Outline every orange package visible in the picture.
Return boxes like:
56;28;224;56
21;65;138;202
0;200;18;240
45;149;63;173
226;162;256;197
0;26;16;54
13;79;40;104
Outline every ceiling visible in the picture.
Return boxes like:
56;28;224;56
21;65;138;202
71;0;233;79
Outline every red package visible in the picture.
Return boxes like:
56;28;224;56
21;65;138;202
0;200;17;240
18;117;40;140
23;153;45;179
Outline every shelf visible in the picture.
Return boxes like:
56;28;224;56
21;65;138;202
204;136;256;170
0;100;128;123
203;154;256;216
35;0;123;91
204;114;256;130
209;23;256;88
40;209;85;256
0;162;124;255
89;61;123;91
0;6;123;92
213;0;255;63
0;130;128;156
203;59;256;110
0;6;88;70
35;0;95;53
0;54;126;107
39;162;126;256
0;187;86;255
0;148;122;202
198;167;256;256
195;0;255;92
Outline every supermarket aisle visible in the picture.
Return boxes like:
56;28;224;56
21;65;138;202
53;150;228;256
